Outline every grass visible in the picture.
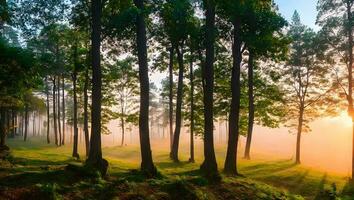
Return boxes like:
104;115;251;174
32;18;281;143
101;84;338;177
0;137;353;199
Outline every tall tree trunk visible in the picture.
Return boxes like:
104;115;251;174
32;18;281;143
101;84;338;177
168;46;174;153
244;51;255;160
189;53;195;163
83;67;90;157
46;77;50;143
200;2;218;179
72;70;80;159
171;44;184;162
52;77;58;145
62;76;65;145
120;118;125;146
224;19;242;175
346;0;354;180
134;0;156;176
87;0;107;175
120;99;125;146
38;113;41;136
24;105;28;141
21;112;24;136
295;105;304;164
11;109;15;137
0;108;6;147
57;76;62;146
6;108;12;137
32;111;35;136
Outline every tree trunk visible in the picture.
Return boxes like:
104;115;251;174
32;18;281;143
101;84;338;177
189;52;195;163
134;0;156;176
244;51;255;160
121;117;125;146
52;77;58;145
83;67;90;157
346;0;354;180
171;44;184;162
46;78;50;143
72;70;80;159
224;19;242;175
21;112;24;136
295;106;304;164
200;2;218;179
38;113;41;136
24;105;28;141
168;46;174;153
87;0;107;175
120;99;125;147
62;76;65;145
57;76;61;146
32;111;35;136
0;108;6;147
11;109;15;137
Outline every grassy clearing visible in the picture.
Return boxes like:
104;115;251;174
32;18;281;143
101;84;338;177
0;138;353;199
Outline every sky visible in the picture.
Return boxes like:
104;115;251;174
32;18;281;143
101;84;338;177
275;0;319;30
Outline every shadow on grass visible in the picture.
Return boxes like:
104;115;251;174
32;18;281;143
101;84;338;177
0;168;79;187
155;161;191;170
8;157;73;166
241;159;296;175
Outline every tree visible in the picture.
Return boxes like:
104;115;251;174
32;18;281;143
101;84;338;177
72;37;80;159
200;0;219;180
0;35;40;148
285;12;336;164
220;0;244;175
86;0;108;175
134;0;157;176
159;0;195;162
108;57;139;146
242;1;288;160
317;0;354;179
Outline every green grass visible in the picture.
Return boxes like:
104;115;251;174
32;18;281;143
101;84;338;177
0;137;353;200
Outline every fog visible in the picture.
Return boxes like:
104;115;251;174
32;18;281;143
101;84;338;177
30;112;351;175
77;113;347;176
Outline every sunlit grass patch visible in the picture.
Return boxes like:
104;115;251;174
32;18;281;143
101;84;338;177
3;137;352;199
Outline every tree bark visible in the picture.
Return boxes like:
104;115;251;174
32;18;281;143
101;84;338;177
21;112;24;136
171;44;184;162
57;76;61;145
32;111;35;136
52;77;58;145
189;53;195;163
200;1;218;179
134;0;156;176
24;105;28;141
46;77;50;143
38;113;41;136
11;109;15;137
295;105;304;164
62;76;65;145
120;116;125;146
168;46;174;153
72;69;80;159
346;0;354;180
87;0;107;175
224;19;242;175
0;108;6;146
83;67;90;157
120;99;125;146
244;51;255;160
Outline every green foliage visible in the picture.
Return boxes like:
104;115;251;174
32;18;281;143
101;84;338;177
283;12;339;133
36;183;62;200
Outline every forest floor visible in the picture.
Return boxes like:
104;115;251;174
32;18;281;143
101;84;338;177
0;138;353;200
